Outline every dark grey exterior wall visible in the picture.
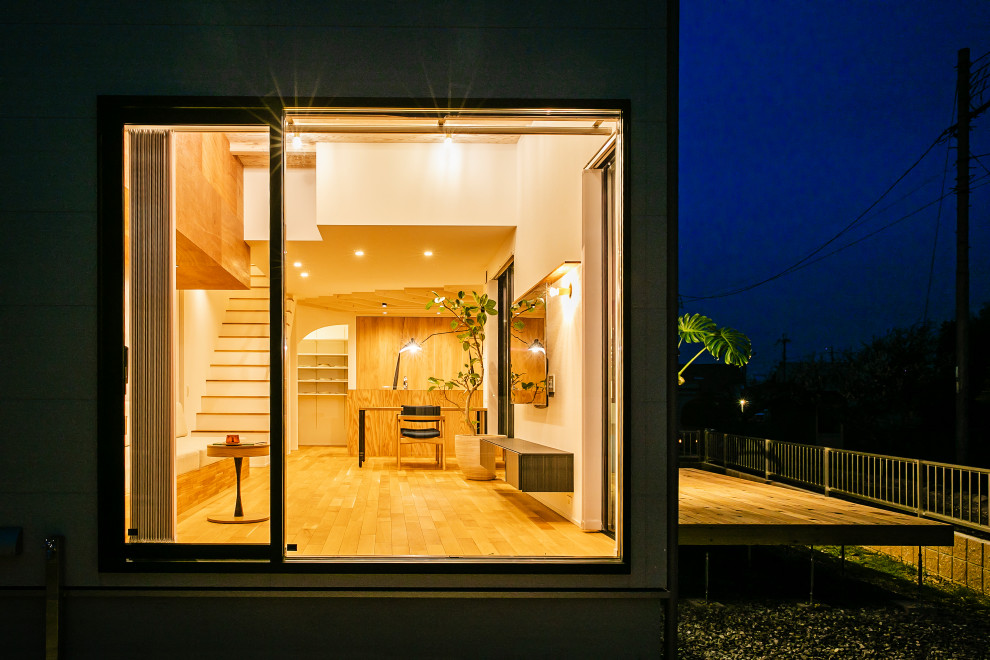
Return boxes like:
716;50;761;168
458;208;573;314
0;2;675;655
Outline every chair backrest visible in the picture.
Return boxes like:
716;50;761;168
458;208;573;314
400;405;440;417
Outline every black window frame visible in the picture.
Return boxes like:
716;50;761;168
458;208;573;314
97;95;632;574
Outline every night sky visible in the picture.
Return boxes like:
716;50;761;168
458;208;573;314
680;2;990;377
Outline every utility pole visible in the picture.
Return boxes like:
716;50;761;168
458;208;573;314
956;48;971;465
778;333;791;382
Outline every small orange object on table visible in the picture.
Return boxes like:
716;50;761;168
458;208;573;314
205;442;270;524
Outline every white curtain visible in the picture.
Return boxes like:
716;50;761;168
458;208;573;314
128;129;175;542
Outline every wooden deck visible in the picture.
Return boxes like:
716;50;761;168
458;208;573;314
679;468;954;546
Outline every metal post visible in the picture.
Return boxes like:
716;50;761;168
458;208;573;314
918;546;924;590
809;545;815;605
45;536;63;660
358;409;366;467
823;447;831;497
704;550;710;603
764;439;771;480
915;459;923;515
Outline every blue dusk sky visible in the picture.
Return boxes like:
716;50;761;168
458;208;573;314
680;1;990;377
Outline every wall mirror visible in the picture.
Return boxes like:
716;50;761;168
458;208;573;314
510;262;578;407
510;288;547;407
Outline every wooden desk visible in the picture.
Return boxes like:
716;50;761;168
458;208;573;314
480;437;574;492
357;407;487;467
346;390;486;464
205;443;269;524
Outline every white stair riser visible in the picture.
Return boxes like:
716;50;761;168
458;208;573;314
229;288;269;300
250;277;269;288
209;365;270;380
220;323;270;337
196;413;269;431
205;380;269;396
212;351;270;366
224;310;269;324
201;396;270;413
216;337;269;351
228;297;270;311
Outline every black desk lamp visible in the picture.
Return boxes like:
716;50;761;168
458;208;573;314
391;330;458;389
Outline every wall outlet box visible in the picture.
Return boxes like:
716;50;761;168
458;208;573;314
547;374;555;395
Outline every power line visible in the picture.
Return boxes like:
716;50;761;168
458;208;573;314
682;130;952;302
923;91;958;324
683;169;990;303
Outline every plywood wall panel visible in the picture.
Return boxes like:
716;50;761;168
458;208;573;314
356;316;476;391
346;389;484;458
174;132;250;290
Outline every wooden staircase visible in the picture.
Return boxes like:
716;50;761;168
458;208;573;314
192;266;270;443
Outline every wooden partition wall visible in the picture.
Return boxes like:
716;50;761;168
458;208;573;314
346;389;481;458
351;315;489;458
356;316;472;390
173;132;250;290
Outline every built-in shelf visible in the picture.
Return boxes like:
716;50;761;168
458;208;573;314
297;341;348;397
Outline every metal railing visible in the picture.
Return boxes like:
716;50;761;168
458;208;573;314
678;429;990;535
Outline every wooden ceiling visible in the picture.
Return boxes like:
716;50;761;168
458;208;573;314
284;225;512;313
297;284;484;317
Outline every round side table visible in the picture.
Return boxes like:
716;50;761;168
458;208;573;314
205;443;270;524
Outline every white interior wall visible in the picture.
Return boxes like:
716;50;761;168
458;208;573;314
580;169;606;531
315;142;518;227
512;134;606;525
513;135;607;293
178;289;233;446
243;167;317;241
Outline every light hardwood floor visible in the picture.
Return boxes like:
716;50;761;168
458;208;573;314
176;446;617;558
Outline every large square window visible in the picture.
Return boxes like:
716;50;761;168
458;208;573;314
106;103;625;567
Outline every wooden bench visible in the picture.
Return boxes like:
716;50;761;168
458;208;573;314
479;437;573;492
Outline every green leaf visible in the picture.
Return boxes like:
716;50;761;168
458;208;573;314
678;313;716;345
706;326;752;367
512;321;525;330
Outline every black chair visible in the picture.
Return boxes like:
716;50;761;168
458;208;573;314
396;405;445;469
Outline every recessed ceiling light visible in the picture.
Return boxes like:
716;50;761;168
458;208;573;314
355;250;365;256
424;250;433;257
293;261;302;268
300;272;309;278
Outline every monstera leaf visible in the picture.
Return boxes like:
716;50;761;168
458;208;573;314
678;313;716;345
678;313;752;384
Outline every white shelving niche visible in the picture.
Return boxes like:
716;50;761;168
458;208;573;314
297;334;348;446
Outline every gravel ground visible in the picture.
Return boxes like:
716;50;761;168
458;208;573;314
675;546;990;659
679;600;990;659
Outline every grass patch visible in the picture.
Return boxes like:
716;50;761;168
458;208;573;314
812;545;990;609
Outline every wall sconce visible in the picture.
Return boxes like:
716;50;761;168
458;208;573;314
548;283;572;298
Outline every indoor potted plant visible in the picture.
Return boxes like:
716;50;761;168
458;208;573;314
426;290;498;479
426;291;544;479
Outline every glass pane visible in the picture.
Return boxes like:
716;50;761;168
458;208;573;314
125;127;270;544
281;110;621;560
